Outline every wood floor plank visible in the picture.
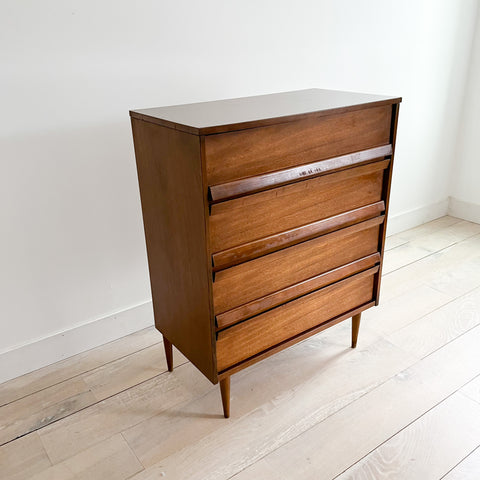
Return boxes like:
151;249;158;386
335;392;480;479
387;216;462;243
0;327;161;407
38;360;213;465
387;287;480;359
460;375;480;405
442;446;480;480
0;377;96;446
380;233;480;303
0;343;186;446
123;322;395;468
124;324;417;478
30;434;143;480
0;433;51;480
229;325;480;480
363;283;452;337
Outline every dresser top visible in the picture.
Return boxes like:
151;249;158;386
130;88;401;135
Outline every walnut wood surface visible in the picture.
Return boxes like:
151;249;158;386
214;217;383;315
209;160;389;254
375;103;401;305
352;314;361;348
220;377;230;418
209;145;392;202
131;119;216;382
205;105;391;185
163;336;173;372
212;201;384;271
130;88;401;135
216;253;380;330
216;268;378;372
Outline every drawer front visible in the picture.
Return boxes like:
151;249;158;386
210;160;388;254
205;105;392;185
213;217;382;316
216;268;377;372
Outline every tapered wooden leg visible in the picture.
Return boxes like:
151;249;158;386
220;377;230;418
351;313;361;348
163;336;173;372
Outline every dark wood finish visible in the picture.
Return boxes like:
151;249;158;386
130;89;400;416
375;103;401;305
131;119;216;382
216;253;380;330
212;201;384;271
220;377;230;418
130;89;401;135
209;160;389;254
205;106;391;185
163;336;173;372
214;217;383;316
351;314;361;348
209;145;392;202
216;267;378;371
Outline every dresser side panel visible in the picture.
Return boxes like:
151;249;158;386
131;119;216;382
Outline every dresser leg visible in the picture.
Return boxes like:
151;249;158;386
352;313;361;348
220;377;230;418
163;336;173;372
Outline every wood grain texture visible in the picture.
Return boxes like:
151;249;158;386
131;119;216;382
374;103;400;304
443;445;480;480
216;253;380;330
214;218;382;315
0;433;51;480
209;145;392;202
131;88;401;135
212;201;384;271
0;343;187;446
205;105;392;184
30;434;143;480
124;324;413;477
232;324;480;480
216;268;377;371
335;393;480;480
0;327;161;407
209;160;388;253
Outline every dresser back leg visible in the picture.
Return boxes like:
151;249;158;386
163;336;173;372
351;313;361;348
220;377;231;418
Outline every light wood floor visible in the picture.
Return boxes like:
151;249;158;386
2;216;480;480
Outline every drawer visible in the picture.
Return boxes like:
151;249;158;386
213;216;382;316
216;267;377;372
209;159;388;254
205;105;392;185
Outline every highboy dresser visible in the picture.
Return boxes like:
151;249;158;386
130;89;401;417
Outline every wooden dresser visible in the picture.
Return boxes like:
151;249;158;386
130;89;401;417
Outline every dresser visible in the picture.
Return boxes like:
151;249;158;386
130;89;401;418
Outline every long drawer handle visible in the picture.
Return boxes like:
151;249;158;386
209;144;392;203
212;202;385;271
215;254;381;331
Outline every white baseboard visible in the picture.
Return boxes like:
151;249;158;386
0;301;153;384
3;197;476;385
448;197;480;224
386;198;449;236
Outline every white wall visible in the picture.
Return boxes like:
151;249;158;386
450;5;480;223
1;0;478;381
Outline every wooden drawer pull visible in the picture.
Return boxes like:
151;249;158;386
212;201;385;271
216;252;381;330
209;144;392;203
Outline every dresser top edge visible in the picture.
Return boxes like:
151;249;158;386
129;88;402;135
